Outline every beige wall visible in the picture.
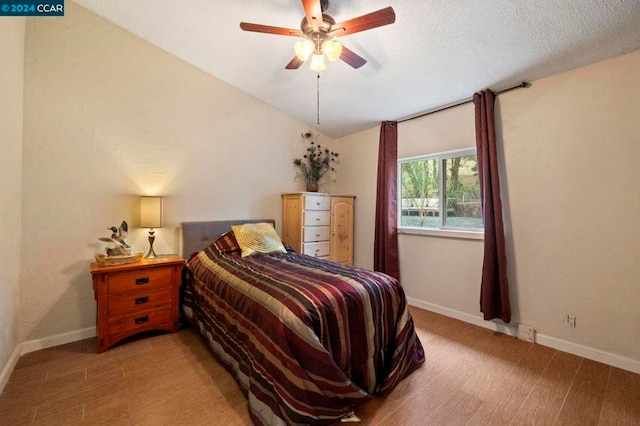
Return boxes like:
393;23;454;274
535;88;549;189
20;2;329;342
331;126;379;269
0;18;25;379
337;51;640;368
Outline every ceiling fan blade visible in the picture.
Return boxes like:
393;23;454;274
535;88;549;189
301;0;323;32
285;56;305;70
240;22;303;37
332;6;396;37
339;45;367;69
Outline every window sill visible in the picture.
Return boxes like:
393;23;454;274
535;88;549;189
398;227;484;240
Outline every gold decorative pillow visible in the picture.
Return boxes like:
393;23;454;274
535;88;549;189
231;222;287;257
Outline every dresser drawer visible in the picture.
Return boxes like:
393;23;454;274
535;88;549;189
107;305;173;335
108;288;172;316
108;266;173;294
304;195;330;211
304;211;330;226
303;241;330;258
303;226;330;242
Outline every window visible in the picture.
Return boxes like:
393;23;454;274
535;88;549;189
399;148;483;236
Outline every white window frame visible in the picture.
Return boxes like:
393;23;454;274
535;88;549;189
398;147;484;240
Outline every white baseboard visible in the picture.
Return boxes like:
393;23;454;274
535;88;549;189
0;345;22;395
407;297;640;375
0;327;96;394
20;326;96;355
535;334;640;375
407;297;518;337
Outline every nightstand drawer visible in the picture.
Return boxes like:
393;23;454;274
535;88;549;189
107;305;173;335
108;266;173;294
108;288;172;316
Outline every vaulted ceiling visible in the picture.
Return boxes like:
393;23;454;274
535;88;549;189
71;0;640;138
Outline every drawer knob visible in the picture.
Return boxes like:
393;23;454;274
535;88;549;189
316;234;320;237
316;202;320;205
135;277;149;285
135;296;149;305
135;315;149;325
315;218;320;221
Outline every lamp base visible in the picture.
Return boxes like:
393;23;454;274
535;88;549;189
144;247;158;259
144;230;158;259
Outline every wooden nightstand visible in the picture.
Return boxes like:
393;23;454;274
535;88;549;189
90;254;185;353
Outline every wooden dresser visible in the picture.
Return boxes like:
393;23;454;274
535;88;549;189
282;192;355;265
90;254;185;353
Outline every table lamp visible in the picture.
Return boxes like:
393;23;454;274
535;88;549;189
140;196;163;258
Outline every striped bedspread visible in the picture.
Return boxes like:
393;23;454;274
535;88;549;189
182;247;425;425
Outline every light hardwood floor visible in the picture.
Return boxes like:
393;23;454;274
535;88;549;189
1;307;638;425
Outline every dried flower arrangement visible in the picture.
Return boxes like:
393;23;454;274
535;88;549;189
293;132;339;192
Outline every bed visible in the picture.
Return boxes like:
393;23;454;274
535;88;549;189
180;220;425;425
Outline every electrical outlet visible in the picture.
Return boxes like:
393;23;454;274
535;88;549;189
517;324;536;343
566;314;576;328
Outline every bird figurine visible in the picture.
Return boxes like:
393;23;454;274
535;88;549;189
119;221;128;238
99;220;131;255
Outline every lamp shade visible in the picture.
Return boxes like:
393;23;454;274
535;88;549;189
322;40;342;61
294;39;314;61
140;196;163;228
310;53;326;71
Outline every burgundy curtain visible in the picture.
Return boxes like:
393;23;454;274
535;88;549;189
374;121;400;280
473;90;511;323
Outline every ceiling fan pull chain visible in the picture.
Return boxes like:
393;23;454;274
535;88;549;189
316;72;321;128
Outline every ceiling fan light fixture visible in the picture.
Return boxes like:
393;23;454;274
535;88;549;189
310;53;326;71
322;40;342;61
295;39;315;61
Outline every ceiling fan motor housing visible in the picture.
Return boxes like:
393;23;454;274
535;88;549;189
300;14;336;36
300;14;337;52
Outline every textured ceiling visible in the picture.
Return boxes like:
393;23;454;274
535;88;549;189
71;0;640;138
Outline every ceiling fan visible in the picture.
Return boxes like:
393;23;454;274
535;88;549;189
239;0;396;71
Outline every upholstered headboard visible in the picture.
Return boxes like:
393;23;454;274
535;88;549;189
180;219;276;258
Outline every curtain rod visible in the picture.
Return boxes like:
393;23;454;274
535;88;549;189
397;81;530;124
